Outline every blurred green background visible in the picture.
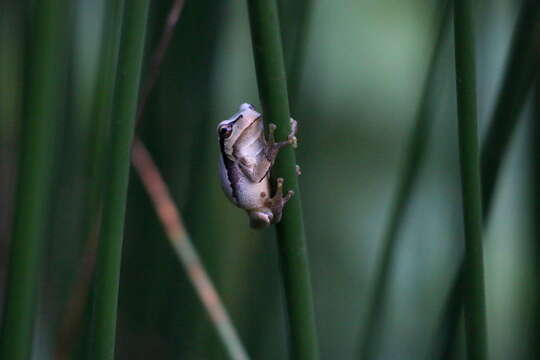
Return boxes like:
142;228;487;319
0;0;537;359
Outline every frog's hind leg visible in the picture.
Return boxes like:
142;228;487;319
266;177;294;224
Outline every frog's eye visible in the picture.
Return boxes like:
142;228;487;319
219;125;233;139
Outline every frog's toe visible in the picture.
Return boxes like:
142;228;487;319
272;179;294;206
289;118;298;136
283;190;294;203
274;177;284;196
289;135;298;148
268;123;277;144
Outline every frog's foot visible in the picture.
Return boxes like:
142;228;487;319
265;177;294;224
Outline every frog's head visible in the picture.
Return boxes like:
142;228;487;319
217;103;262;158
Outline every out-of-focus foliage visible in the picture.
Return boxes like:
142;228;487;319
0;0;537;359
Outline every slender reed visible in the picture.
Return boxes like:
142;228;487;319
132;1;249;356
0;0;67;359
54;1;125;359
281;0;314;107
481;0;540;216
56;0;247;357
432;1;540;357
0;1;22;245
131;140;249;360
453;1;487;359
89;1;150;359
246;1;319;359
531;77;540;360
135;0;185;128
357;3;451;359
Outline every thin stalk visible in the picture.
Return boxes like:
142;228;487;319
357;2;451;359
89;1;150;359
432;1;540;357
246;1;319;359
131;140;249;360
54;1;125;359
0;0;67;359
131;0;248;355
54;0;244;357
135;0;185;128
481;0;540;217
530;75;540;360
280;0;314;107
174;10;227;353
0;1;22;245
453;1;487;360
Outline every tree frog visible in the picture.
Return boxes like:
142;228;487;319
217;103;298;228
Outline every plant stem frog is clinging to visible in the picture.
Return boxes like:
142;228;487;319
217;103;298;228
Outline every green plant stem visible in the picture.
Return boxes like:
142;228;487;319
531;76;540;360
279;0;313;107
481;0;540;217
246;1;319;359
0;1;22;243
0;0;67;359
84;0;126;241
432;1;540;358
453;1;487;360
357;2;451;359
89;1;150;359
55;1;125;359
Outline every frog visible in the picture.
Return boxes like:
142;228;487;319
217;103;298;228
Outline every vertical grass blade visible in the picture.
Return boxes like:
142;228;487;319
129;1;247;354
89;1;150;359
357;3;451;359
453;1;487;360
279;0;314;107
432;2;540;357
55;1;125;358
481;0;540;216
246;1;319;359
0;0;67;359
0;1;22;246
531;78;540;360
83;0;126;243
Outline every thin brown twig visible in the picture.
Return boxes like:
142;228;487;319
55;0;247;355
131;139;249;360
131;0;249;356
55;1;245;359
136;0;185;128
54;218;100;360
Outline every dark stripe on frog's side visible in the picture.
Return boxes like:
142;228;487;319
219;136;241;203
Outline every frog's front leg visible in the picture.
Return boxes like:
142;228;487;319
265;177;294;224
239;119;298;183
238;156;271;183
266;118;298;163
